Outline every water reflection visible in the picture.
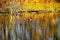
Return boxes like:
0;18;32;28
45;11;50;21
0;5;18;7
0;12;60;40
